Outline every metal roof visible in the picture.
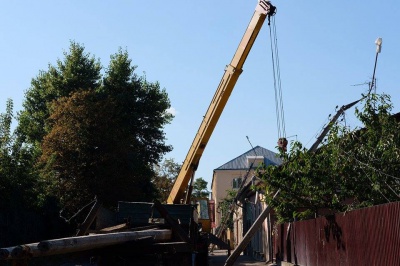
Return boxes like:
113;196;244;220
214;146;282;170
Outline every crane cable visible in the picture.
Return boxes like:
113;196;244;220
268;15;287;151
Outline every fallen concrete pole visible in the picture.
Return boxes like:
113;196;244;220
0;229;171;260
0;247;13;260
11;243;41;259
0;243;40;260
38;229;172;256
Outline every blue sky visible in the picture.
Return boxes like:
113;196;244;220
1;1;399;190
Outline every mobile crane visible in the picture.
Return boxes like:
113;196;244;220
168;0;276;205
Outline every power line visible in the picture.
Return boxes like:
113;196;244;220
341;150;400;181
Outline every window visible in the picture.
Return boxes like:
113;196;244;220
232;177;242;189
246;156;265;168
197;199;209;219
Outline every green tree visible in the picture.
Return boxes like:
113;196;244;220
0;99;38;209
18;41;101;147
217;189;237;231
39;48;173;212
152;158;182;202
101;49;173;166
259;93;400;223
0;99;14;208
15;42;102;212
192;177;209;199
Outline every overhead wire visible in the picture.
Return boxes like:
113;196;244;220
333;143;389;201
59;197;97;223
305;110;337;148
358;161;391;203
315;114;400;201
341;149;400;182
339;147;400;199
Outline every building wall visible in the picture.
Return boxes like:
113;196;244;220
234;192;273;262
211;169;256;229
233;205;243;247
210;146;280;259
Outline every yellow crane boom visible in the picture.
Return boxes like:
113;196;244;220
167;0;276;204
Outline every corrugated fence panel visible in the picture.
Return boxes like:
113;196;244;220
275;201;400;266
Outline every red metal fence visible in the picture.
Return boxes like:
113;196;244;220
274;201;400;266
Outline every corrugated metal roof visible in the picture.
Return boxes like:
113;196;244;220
214;146;282;170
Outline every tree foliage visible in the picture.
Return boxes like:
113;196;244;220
15;42;173;213
18;42;101;146
0;99;38;209
259;94;400;223
0;99;15;208
217;189;237;231
192;177;209;199
152;158;181;202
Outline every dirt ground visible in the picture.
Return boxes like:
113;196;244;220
209;249;276;266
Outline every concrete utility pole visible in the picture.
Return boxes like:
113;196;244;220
369;37;382;94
